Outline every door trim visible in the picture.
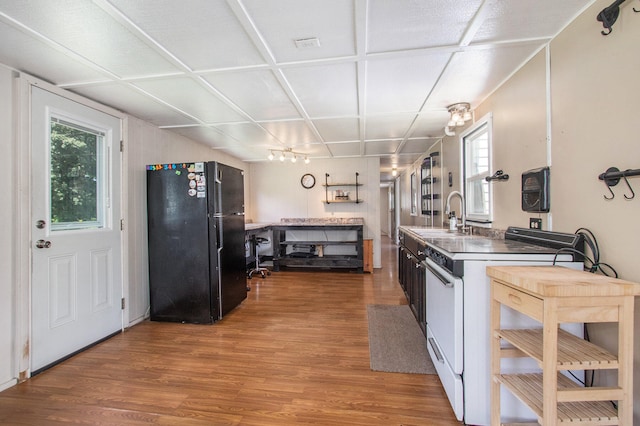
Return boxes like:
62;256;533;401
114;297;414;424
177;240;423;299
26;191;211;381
14;74;128;381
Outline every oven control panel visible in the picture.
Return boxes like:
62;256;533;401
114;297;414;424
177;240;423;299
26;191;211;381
425;245;463;277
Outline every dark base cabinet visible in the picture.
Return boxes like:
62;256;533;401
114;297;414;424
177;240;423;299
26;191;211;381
398;230;426;336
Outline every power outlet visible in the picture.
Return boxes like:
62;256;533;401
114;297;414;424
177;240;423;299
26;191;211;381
529;218;542;229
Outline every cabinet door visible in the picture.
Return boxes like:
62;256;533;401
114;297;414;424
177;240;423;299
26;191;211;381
409;257;426;335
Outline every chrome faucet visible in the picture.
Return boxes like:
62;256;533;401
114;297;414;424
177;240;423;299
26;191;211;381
445;191;467;233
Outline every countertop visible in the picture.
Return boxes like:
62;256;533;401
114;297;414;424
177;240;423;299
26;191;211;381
246;218;364;230
487;265;640;297
245;222;273;232
279;217;364;225
246;219;364;232
400;226;573;260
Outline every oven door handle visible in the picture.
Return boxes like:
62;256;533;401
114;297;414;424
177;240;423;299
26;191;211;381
427;337;445;364
426;262;454;288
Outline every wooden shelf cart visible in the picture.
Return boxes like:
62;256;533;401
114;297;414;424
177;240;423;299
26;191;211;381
487;265;640;425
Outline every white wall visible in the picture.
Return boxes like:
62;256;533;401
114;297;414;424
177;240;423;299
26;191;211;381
249;157;382;267
0;66;15;391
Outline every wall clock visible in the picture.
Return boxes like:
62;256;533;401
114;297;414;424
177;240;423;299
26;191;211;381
301;173;316;189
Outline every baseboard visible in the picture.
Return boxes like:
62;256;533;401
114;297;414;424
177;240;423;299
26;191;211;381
0;377;17;392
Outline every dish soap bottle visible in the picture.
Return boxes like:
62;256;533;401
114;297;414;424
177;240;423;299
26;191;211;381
449;211;457;231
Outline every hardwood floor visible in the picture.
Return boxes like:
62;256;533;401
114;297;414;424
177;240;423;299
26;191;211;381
0;236;460;425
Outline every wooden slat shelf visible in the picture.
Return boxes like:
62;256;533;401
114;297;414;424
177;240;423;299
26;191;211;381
496;328;618;370
496;373;618;424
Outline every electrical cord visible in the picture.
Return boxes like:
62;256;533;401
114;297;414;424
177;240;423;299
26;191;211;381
557;228;618;394
552;247;595;267
574;227;618;278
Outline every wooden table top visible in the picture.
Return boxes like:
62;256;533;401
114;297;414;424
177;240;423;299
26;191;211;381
486;265;640;298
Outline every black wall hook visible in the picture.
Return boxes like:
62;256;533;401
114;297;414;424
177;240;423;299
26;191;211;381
597;0;627;35
598;166;640;200
485;170;509;182
622;174;636;199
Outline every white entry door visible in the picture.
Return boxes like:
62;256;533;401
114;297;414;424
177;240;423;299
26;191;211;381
31;86;123;372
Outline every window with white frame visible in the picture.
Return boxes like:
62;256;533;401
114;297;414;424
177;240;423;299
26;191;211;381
461;115;492;223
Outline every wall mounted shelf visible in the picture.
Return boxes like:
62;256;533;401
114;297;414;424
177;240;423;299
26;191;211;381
421;152;440;219
323;172;363;204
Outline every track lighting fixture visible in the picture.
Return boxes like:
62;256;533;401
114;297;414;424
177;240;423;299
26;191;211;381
268;147;311;164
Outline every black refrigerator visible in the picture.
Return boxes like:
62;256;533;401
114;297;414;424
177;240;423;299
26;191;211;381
146;161;247;323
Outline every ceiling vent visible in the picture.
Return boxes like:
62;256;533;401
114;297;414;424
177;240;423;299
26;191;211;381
294;37;321;49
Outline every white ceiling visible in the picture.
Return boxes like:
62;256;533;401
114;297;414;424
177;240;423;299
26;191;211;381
0;0;593;182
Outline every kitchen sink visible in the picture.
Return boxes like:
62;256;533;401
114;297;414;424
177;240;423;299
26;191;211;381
407;228;473;239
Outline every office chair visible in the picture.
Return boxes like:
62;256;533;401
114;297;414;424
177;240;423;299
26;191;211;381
248;236;271;279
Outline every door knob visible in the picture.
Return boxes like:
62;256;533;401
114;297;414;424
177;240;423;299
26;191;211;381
35;240;51;249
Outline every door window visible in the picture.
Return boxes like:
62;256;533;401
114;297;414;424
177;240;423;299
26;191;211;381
49;117;106;231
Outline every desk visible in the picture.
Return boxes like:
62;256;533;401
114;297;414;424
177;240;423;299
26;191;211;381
271;223;363;272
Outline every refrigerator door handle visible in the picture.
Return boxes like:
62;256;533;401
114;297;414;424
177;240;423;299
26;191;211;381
216;216;223;252
211;163;223;216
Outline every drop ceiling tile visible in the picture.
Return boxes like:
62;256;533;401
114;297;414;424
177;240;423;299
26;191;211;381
221;145;282;162
71;83;197;126
400;138;439;154
108;0;266;70
212;122;280;145
367;0;484;53
133;76;246;123
285;143;332;157
258;120;319;145
312;118;360;142
364;140;402;156
202;69;300;121
167;125;234;148
380;156;417;169
365;114;416;140
472;0;589;43
411;110;451;138
325;142;361;157
0;0;181;78
425;43;542;109
242;0;355;63
0;21;108;85
284;62;358;117
365;53;451;114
